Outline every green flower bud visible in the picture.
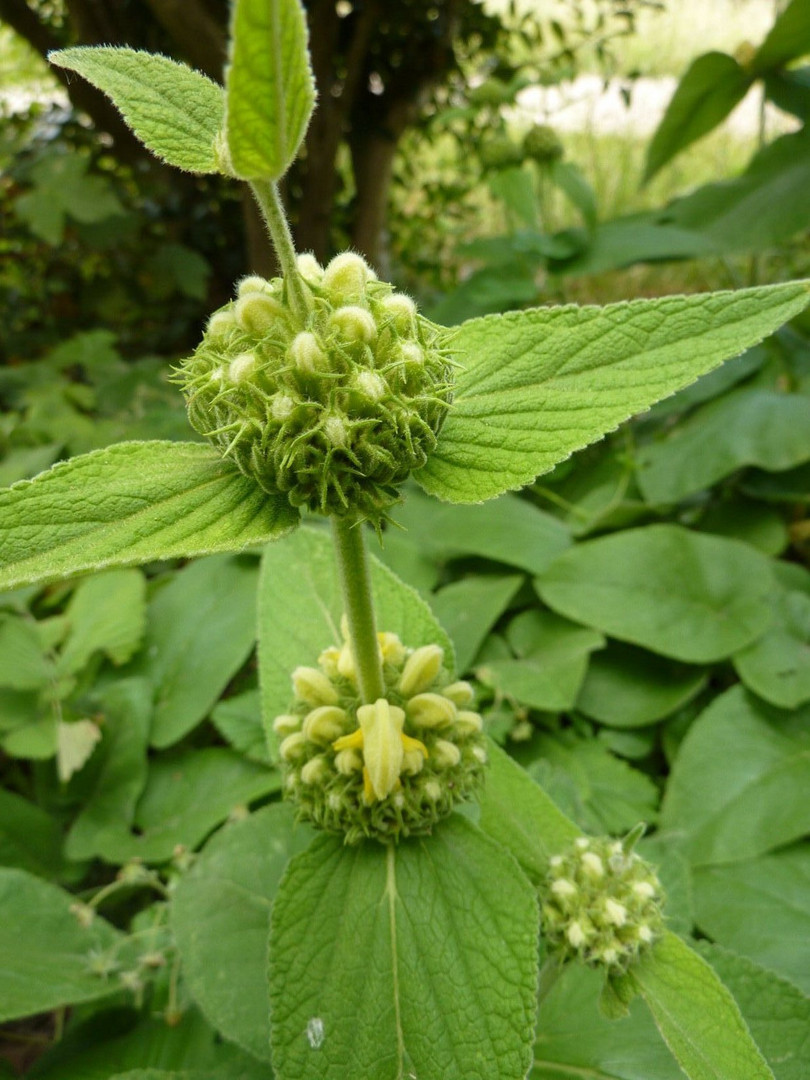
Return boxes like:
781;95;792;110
296;252;323;285
228;352;258;383
238;275;272;296
289;331;327;373
455;709;483;735
541;832;665;973
322;252;369;301
442;680;474;707
235;292;286;333
277;625;487;843
206;310;237;337
380;293;417;333
330;305;377;344
523;123;564;164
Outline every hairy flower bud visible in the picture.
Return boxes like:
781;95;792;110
176;257;453;524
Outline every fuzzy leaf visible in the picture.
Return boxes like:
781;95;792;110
0;441;299;591
417;282;810;504
50;47;225;173
225;0;316;179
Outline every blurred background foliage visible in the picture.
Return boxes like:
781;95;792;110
3;2;810;1076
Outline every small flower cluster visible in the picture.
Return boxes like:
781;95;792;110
541;834;664;972
273;623;487;843
177;253;453;524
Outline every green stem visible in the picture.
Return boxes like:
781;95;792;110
249;178;310;323
331;515;385;704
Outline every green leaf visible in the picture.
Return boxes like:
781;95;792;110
16;153;125;245
171;804;314;1061
57;569;147;676
699;497;788;557
644;52;751;182
631;931;773;1080
733;588;810;708
269;816;538;1080
0;868;124;1021
637;390;810;505
225;0;316;180
478;608;604;711
576;641;708;728
660;686;810;866
430;573;523;672
0;442;299;592
537;525;773;663
211;688;268;763
392;487;572;574
696;942;810;1080
532;964;683;1080
0;789;65;878
258;526;454;756
0;614;51;690
477;739;582;884
137;555;259;749
693;847;810;994
417;282;810;504
752;0;810;72
50;47;225;174
0;444;61;488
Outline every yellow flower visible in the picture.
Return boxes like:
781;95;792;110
333;698;427;803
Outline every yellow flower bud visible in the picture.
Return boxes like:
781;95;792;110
581;852;605;879
454;710;483;735
295;252;323;285
237;275;271;296
432;739;462;769
406;692;456;729
279;731;307;762
302;705;348;744
378;630;406;666
322;252;369;300
330;305;377;344
272;714;301;737
206;310;237;337
235;292;286;333
355;370;386;402
292;666;339;706
289;331;326;374
398;644;444;696
442;681;474;707
324;414;349;448
551;878;577;899
334;748;363;775
271;393;296;421
318;645;341;679
228;352;258;383
603;899;627;927
380;293;417;332
402;748;426;776
337;642;356;681
301;755;329;785
400;341;424;366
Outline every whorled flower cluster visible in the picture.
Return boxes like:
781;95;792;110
541;834;664;972
273;623;488;844
176;253;454;524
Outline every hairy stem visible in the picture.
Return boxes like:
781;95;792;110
249;178;311;323
331;516;385;704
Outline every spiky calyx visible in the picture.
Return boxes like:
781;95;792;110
176;254;453;524
541;833;664;972
273;624;487;844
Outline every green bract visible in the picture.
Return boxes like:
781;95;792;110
275;623;486;843
178;254;452;522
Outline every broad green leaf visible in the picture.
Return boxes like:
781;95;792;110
765;66;810;120
416;282;810;504
693;847;810;994
66;678;153;862
752;0;810;72
0;444;61;488
477;739;581;884
29;1006;267;1080
556;216;716;278
630;931;773;1080
211;689;268;763
699;497;788;557
0;868;124;1021
430;574;523;672
529;733;659;834
0;442;299;592
576;641;707;728
16;153;125;245
1;713;57;759
660;686;810;866
392;486;572;574
697;942;810;1080
637;390;810;505
0;789;65;878
662;128;810;253
171;804;314;1061
50;47;225;174
478;608;604;711
643;52;751;182
137;555;259;749
258;526;454;755
533;963;682;1080
733;589;810;708
57;569;147;676
269;816;538;1080
537;525;773;663
225;0;316;179
0;614;51;689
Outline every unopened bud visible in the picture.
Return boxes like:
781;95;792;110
279;732;308;762
355;370;386;401
237;275;271;296
406;692;456;729
399;644;444;696
604;899;627;927
330;305;377;344
235;292;286;333
296;253;323;285
301;755;330;785
442;681;474;707
292;666;339;706
271;393;296;421
303;705;348;744
378;631;406;666
324;414;349;448
229;352;258;383
432;739;461;768
380;293;417;332
207;310;237;337
454;710;483;735
581;852;605;879
273;714;301;737
289;331;326;374
322;252;369;300
334;748;363;775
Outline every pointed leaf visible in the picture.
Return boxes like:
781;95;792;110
752;0;810;72
50;47;225;174
0;441;299;592
417;282;810;504
269;816;538;1080
631;931;773;1080
225;0;316;180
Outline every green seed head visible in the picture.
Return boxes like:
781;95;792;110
523;123;564;164
541;834;664;972
177;253;453;524
274;628;487;844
